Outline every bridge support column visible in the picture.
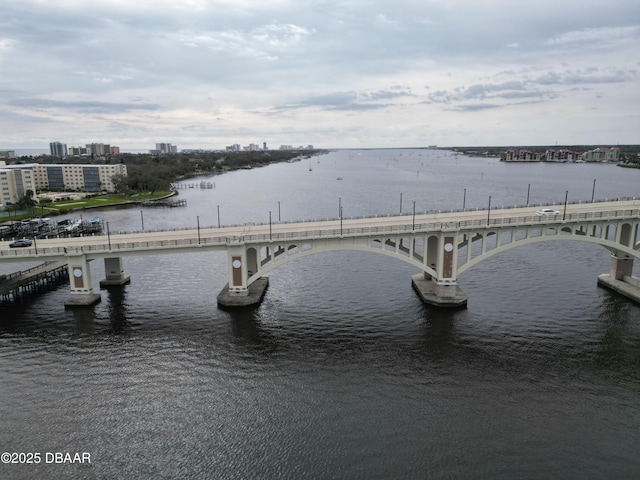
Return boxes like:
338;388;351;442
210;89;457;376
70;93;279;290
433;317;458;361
411;233;467;308
217;244;269;309
64;255;101;307
412;275;468;308
598;254;640;305
99;257;131;287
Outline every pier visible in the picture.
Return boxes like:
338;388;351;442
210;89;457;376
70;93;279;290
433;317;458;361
0;262;69;304
140;199;187;208
171;181;214;189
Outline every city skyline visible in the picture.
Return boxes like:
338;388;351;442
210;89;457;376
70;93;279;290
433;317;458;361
1;0;639;150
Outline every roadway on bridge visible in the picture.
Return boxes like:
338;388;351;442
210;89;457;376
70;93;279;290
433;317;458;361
1;199;639;259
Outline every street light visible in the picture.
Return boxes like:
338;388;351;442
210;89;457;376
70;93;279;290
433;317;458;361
107;222;111;250
463;188;466;211
591;179;596;203
269;211;272;240
487;195;492;225
197;216;201;244
140;210;144;231
278;201;281;222
400;193;403;214
217;205;220;228
340;206;343;235
526;184;531;206
563;190;568;220
412;201;416;230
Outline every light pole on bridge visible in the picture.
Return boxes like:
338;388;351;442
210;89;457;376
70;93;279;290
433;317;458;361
563;191;568;220
400;193;403;214
217;205;220;228
106;222;111;250
591;179;596;203
197;216;201;244
487;195;492;225
526;184;531;206
463;188;466;211
412;201;416;230
269;211;272;240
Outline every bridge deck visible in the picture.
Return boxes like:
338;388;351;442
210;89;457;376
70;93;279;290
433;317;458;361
0;199;638;263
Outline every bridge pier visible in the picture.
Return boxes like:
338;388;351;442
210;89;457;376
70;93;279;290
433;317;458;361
411;232;467;308
64;254;101;307
412;273;468;308
217;244;268;308
597;254;640;304
99;257;131;287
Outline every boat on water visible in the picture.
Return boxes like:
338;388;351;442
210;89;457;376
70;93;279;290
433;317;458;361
336;177;343;180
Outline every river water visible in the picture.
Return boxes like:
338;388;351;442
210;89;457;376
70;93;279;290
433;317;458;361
1;149;640;479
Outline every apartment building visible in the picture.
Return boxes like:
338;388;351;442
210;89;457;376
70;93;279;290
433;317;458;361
0;161;127;205
0;162;37;206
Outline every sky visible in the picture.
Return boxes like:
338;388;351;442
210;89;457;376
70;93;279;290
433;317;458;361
1;0;639;151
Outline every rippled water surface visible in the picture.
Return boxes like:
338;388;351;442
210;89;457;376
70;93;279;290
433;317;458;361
1;150;640;479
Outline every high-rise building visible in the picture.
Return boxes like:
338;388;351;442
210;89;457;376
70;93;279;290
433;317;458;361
151;143;177;155
49;141;67;158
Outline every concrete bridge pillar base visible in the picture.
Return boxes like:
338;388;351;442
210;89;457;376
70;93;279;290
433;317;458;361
65;293;102;308
597;255;640;304
65;254;101;307
100;257;131;287
411;273;467;308
217;277;269;309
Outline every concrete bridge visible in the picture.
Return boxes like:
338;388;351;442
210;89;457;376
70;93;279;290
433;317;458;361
1;199;639;308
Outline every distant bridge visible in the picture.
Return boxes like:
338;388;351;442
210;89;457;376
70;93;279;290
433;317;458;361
1;199;639;308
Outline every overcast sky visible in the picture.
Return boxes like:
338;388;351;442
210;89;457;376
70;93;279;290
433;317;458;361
1;0;639;151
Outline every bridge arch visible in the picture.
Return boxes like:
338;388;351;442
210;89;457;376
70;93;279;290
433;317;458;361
458;230;640;276
246;237;438;285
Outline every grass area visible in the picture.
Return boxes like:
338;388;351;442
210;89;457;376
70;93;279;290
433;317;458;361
50;191;174;210
1;190;174;223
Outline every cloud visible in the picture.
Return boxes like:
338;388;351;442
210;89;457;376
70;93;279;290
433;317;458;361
545;25;640;46
1;0;640;148
8;98;161;114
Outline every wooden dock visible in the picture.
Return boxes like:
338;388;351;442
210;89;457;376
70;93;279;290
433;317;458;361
0;262;69;303
140;198;187;208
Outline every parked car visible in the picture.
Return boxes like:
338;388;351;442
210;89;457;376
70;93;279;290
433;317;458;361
9;239;33;248
535;209;560;216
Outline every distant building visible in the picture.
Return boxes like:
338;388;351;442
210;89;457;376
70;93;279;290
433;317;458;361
263;142;268;151
226;144;241;152
504;149;542;161
583;147;620;162
69;143;119;157
49;141;67;158
545;149;581;162
69;146;91;157
150;143;177;155
0;150;15;159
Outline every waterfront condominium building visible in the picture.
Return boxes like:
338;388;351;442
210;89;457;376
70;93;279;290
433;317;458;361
0;161;127;205
49;141;68;158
